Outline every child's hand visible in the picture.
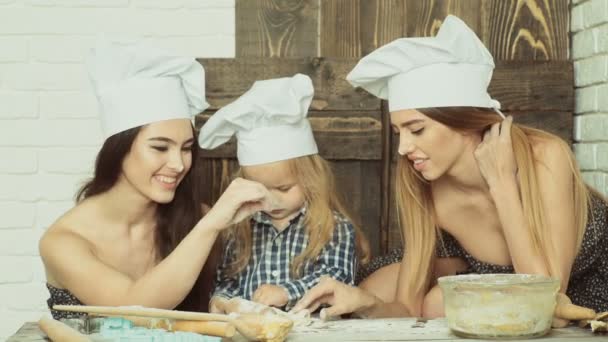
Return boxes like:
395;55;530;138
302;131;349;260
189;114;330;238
209;296;228;314
252;284;288;308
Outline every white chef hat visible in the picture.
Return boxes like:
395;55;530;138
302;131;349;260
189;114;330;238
198;73;318;166
87;38;209;139
346;15;502;114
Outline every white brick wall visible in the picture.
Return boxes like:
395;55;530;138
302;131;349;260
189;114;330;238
1;1;602;339
572;0;608;197
0;92;38;119
0;0;235;339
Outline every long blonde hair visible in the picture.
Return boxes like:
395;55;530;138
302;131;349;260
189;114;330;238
397;107;592;304
224;154;370;277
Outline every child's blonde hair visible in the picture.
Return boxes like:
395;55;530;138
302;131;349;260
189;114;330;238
223;154;370;277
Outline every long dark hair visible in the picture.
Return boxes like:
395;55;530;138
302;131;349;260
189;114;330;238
78;125;218;312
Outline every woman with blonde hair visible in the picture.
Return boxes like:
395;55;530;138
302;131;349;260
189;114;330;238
292;15;608;321
199;74;370;311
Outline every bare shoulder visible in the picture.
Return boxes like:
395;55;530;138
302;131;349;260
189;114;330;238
525;135;576;204
529;135;573;174
39;203;96;261
39;204;99;288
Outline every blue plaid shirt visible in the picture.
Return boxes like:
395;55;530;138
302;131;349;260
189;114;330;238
212;207;357;309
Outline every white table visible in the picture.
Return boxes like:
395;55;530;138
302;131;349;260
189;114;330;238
8;318;606;341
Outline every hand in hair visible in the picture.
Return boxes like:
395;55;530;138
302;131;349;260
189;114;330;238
252;284;289;308
474;115;518;189
201;178;278;232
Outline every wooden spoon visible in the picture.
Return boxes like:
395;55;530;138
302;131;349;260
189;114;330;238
53;304;293;341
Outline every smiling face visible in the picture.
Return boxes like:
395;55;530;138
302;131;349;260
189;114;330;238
119;118;195;204
390;109;470;181
241;159;305;221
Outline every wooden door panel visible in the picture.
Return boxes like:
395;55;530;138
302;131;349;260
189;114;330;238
200;0;571;256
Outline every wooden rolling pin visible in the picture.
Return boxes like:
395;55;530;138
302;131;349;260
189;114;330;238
54;304;294;341
126;316;235;337
38;317;92;342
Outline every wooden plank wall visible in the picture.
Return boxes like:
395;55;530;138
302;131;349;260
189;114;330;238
197;0;572;255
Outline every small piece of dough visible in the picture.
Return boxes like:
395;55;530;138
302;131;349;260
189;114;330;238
595;311;608;321
590;320;607;332
319;308;340;322
225;297;314;327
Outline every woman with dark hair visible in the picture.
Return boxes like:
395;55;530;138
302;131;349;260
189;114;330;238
39;39;275;319
293;16;607;323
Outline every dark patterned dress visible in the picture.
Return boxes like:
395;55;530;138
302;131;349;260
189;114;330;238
357;193;608;312
46;283;86;320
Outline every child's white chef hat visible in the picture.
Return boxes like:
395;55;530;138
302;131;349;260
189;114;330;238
198;73;318;166
87;38;209;139
346;15;501;113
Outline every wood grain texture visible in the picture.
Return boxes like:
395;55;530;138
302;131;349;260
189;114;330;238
236;0;319;57
405;0;482;37
481;0;569;60
332;161;382;256
401;0;569;60
514;111;573;143
321;0;361;57
198;58;380;111
321;0;407;57
319;0;396;255
196;111;382;160
489;61;573;111
360;0;406;56
198;58;573;112
388;160;401;252
379;101;393;252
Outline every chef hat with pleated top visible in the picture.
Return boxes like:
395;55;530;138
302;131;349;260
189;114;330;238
346;15;503;115
198;73;318;166
87;38;209;139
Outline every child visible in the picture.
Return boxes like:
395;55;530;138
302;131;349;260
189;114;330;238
198;74;370;312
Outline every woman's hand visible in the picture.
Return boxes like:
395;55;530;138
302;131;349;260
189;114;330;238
553;293;596;327
252;284;289;308
474;116;518;189
291;276;377;317
200;178;279;232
